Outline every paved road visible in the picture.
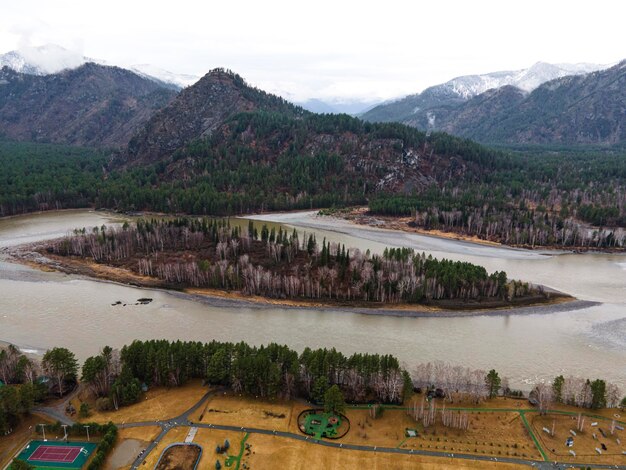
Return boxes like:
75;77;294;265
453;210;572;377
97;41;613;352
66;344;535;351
34;386;79;426
124;391;212;469
35;392;626;470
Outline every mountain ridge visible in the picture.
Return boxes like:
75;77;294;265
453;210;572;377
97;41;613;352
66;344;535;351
0;63;177;147
361;61;612;126
0;44;196;91
363;61;625;145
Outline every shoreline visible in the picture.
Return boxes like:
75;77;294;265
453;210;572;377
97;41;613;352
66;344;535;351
4;207;624;254
315;207;626;254
5;242;594;320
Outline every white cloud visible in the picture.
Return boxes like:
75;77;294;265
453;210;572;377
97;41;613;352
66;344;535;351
1;0;624;100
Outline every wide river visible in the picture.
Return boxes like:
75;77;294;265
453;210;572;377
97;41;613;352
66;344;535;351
0;210;624;390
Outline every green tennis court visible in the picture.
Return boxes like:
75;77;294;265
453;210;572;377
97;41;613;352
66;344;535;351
13;440;97;469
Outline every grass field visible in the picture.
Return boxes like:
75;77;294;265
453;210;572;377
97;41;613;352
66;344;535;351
331;407;543;461
74;380;208;424
245;433;526;469
0;414;55;469
190;393;306;432
531;413;626;465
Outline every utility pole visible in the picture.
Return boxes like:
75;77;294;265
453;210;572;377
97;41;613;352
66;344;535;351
39;424;47;441
84;425;90;442
62;424;69;441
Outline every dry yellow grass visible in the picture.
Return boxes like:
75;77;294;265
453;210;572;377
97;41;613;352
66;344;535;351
192;428;246;468
77;380;208;424
117;426;161;442
531;413;626;466
335;407;541;461
246;433;525;469
191;393;306;432
0;414;54;468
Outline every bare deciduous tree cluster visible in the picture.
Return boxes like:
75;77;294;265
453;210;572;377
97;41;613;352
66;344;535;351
411;361;491;404
49;218;535;305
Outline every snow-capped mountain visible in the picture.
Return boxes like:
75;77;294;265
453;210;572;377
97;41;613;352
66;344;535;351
443;61;610;98
364;60;626;146
0;44;197;90
362;61;613;123
130;64;199;89
0;44;90;75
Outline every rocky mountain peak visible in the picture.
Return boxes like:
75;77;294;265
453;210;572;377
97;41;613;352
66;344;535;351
122;67;305;167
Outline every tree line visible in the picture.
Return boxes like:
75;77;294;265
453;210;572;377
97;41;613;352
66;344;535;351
3;342;624;438
370;151;626;249
530;374;625;413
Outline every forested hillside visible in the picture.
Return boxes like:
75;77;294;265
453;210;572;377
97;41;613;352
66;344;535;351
100;111;505;214
2;66;625;251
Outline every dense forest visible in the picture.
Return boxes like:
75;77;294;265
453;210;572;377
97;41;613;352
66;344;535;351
47;218;535;304
370;151;626;248
0;140;105;217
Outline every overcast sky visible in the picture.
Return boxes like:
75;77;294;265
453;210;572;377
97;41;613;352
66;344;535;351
1;0;624;102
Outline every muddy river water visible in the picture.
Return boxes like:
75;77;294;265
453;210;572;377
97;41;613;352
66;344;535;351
0;210;624;390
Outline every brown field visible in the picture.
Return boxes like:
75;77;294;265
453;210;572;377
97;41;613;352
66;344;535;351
246;433;525;469
336;407;542;461
190;392;308;432
0;413;53;468
531;413;626;466
193;428;246;469
75;379;208;424
116;426;161;441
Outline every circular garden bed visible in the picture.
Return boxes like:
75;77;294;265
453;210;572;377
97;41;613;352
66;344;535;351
297;409;350;439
